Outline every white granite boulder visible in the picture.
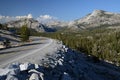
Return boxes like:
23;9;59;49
29;73;39;80
28;69;44;80
19;62;34;71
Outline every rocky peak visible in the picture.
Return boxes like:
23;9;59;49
71;10;120;29
91;10;105;16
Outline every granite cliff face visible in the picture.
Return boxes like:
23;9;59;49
6;18;56;32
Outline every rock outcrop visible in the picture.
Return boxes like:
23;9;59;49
6;18;56;32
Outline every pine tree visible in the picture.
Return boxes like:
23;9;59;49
20;24;30;42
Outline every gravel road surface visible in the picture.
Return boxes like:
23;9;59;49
0;37;62;68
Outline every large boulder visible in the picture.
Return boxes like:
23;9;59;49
28;69;44;80
19;63;34;71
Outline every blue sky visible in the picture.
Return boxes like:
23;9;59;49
0;0;120;21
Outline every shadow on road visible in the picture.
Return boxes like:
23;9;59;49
0;42;42;54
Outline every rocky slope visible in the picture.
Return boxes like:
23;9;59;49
0;43;120;80
69;10;120;29
0;30;20;48
6;18;56;32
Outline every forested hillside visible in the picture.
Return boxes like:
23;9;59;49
39;28;120;66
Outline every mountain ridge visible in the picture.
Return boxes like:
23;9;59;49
71;10;120;29
3;10;120;32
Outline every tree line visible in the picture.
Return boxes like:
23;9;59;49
39;28;120;66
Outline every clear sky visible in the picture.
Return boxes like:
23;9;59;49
0;0;120;21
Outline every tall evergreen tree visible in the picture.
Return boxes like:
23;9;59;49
20;24;30;42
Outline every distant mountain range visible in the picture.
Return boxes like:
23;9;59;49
4;10;120;32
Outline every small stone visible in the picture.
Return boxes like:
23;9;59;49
61;72;72;80
28;69;44;80
6;74;18;80
29;73;39;80
64;48;68;52
9;69;16;75
0;69;10;76
35;64;39;69
28;69;40;74
7;63;20;69
39;72;44;80
62;45;66;49
58;59;63;66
